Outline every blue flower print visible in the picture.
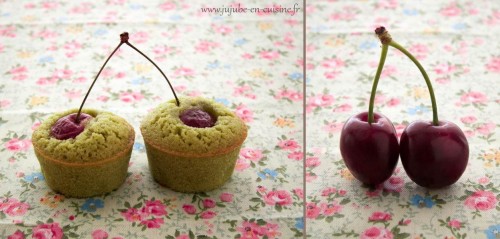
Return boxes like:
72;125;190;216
407;105;430;116
24;172;44;183
485;225;500;239
257;168;278;180
411;194;435;208
81;198;104;212
295;217;304;230
288;72;303;81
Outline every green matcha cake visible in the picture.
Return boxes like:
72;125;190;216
32;109;135;198
140;97;247;192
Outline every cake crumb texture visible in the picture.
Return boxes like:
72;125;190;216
140;97;247;156
32;109;133;163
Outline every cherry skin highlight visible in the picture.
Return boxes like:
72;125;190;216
180;109;215;128
340;112;399;186
50;113;93;140
400;120;468;188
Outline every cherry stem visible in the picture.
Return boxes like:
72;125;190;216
124;41;180;107
75;32;180;123
367;43;389;124
388;40;439;125
75;41;124;123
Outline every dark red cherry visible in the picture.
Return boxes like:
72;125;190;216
50;113;93;140
400;120;468;188
180;109;215;128
340;112;399;186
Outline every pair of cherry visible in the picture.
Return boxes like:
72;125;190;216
50;33;216;140
340;27;469;189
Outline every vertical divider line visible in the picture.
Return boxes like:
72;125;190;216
302;0;307;238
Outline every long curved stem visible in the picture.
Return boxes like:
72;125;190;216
368;44;389;124
75;32;180;123
125;42;179;106
388;41;439;125
76;42;123;123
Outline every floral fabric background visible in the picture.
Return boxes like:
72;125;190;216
0;1;303;238
306;0;499;238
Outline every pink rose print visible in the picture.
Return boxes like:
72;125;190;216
324;70;340;80
0;99;11;108
130;31;149;44
409;43;429;59
383;176;404;192
176;235;189;239
381;65;397;78
142;200;167;217
306;202;321;219
368;211;392;222
274;89;303;102
200;210;217;219
321;57;345;68
0;26;16;37
140;218;164;229
64;89;82;100
8;65;28;81
459;91;487;104
52;68;72;80
212;24;232;35
195;40;219;53
333;103;352;112
360;226;393;239
235;158;250;171
173;67;194;77
293;188;304;199
464;190;497;211
440;3;462;17
476;122;495;135
376;0;398;9
235;104;253;123
4;138;31;152
478;177;490;184
91;229;108;239
260;50;280;60
460;116;477;124
305;157;320;167
277;139;299;150
202;199;216;209
236;221;262;238
287;151;303;161
448;219;461;229
7;230;25;239
220;193;233;202
321;187;337;196
434;63;456;75
386;98;400;107
9;66;27;75
121;208;147;222
32;223;64;239
119;91;144;103
486;57;500;72
263;190;292;206
321;202;342;216
4;201;30;216
323;121;343;134
239;148;263;162
182;204;196;215
159;1;176;11
307;94;335;112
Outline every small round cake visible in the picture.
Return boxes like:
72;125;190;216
140;97;248;192
32;109;135;198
